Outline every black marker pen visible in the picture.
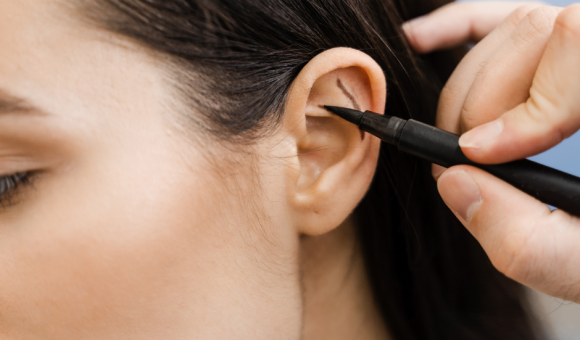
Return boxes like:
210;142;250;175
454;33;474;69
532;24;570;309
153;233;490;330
324;106;580;217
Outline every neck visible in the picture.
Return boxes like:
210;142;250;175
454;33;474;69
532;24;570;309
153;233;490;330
300;217;390;340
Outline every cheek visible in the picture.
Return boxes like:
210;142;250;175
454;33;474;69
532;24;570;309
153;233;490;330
0;143;259;338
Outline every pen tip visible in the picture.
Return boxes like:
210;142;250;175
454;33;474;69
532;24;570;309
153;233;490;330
323;106;364;125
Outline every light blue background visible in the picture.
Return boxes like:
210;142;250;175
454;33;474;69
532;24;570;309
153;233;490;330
543;0;575;5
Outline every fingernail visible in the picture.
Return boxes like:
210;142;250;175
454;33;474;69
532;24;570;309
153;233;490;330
459;119;503;149
438;170;482;222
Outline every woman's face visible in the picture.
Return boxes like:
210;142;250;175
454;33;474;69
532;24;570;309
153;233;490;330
0;0;390;338
0;1;303;338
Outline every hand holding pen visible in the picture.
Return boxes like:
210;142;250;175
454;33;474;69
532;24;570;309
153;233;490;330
405;3;580;303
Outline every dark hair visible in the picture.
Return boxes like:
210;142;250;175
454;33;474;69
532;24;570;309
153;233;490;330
80;0;544;338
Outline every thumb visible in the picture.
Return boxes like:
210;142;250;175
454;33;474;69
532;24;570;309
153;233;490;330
458;5;580;164
438;165;580;302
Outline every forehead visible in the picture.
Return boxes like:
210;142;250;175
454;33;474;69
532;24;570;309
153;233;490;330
0;0;83;92
0;0;169;124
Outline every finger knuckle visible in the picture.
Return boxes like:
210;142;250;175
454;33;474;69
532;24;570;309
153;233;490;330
460;111;480;132
492;224;542;282
525;6;560;36
510;3;546;25
458;73;492;131
440;1;462;12
510;6;559;47
438;85;466;127
459;98;479;129
525;95;567;143
432;2;469;20
556;4;580;37
438;84;459;107
490;215;550;282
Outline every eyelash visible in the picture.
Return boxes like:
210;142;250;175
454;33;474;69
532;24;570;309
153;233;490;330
0;172;31;207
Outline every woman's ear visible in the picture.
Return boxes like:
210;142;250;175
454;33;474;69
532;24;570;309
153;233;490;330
283;47;386;236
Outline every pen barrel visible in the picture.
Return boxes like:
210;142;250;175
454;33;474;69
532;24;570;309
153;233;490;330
359;112;406;144
398;119;580;216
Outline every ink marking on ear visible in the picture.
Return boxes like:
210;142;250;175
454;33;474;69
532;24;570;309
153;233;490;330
336;79;361;111
337;79;364;140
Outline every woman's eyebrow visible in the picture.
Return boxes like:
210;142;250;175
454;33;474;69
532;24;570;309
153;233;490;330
0;89;44;116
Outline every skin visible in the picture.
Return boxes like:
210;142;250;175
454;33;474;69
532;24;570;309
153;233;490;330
0;0;390;339
404;2;580;303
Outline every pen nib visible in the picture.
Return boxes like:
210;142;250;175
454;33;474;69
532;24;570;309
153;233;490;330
323;106;364;125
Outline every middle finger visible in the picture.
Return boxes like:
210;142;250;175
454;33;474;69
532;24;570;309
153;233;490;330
460;6;562;132
436;3;544;133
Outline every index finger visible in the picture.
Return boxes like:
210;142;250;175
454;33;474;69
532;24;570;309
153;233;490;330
403;1;543;53
459;5;580;164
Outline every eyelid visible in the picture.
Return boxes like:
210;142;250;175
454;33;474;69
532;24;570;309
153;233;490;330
0;151;56;174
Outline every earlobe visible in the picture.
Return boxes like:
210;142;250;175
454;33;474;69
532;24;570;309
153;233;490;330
282;47;386;236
